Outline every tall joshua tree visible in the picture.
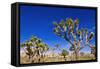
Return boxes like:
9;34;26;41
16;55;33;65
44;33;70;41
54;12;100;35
53;18;95;60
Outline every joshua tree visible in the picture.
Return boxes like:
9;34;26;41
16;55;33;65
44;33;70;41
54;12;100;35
53;18;95;60
21;35;49;62
30;35;49;62
61;49;69;61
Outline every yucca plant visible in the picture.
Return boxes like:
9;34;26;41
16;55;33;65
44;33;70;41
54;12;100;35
30;35;49;62
21;35;49;62
53;18;95;60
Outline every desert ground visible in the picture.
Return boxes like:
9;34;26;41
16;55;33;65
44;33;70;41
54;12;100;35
20;52;95;64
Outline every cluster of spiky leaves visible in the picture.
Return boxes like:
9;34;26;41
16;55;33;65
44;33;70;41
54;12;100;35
53;18;95;58
30;36;49;51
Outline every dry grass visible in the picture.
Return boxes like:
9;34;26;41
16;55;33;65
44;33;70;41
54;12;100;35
20;53;95;64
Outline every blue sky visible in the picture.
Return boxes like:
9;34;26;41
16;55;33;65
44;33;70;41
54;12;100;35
20;5;96;53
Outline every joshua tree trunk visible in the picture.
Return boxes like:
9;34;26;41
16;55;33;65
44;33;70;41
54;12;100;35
74;50;78;60
40;53;45;62
64;56;66;61
64;37;79;60
25;52;33;62
29;55;33;62
37;51;41;62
